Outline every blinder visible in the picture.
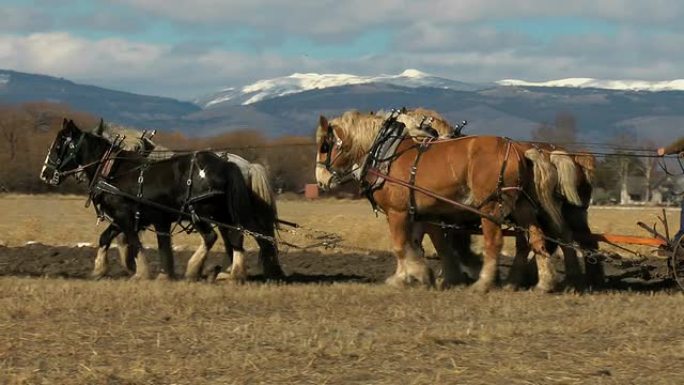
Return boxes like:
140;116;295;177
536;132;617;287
317;125;354;186
42;130;86;185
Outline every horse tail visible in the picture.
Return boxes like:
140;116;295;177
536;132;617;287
573;152;596;185
524;148;563;232
549;150;583;206
247;162;278;222
224;162;253;228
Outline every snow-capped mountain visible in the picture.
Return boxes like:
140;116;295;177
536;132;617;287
195;69;483;108
497;78;684;92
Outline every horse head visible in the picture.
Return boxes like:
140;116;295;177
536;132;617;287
40;119;86;185
315;115;357;190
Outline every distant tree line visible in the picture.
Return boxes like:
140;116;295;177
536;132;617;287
532;112;672;204
0;102;317;194
1;103;673;203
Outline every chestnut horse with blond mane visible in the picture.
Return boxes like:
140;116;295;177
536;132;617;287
315;111;564;292
417;114;604;289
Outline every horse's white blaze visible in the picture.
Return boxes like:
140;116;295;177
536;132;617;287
315;161;334;190
40;151;52;182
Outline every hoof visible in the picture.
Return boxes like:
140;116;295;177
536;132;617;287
385;273;407;287
562;278;585;293
130;273;151;281
215;271;232;281
156;273;175;281
502;283;521;292
534;282;557;294
215;271;247;283
435;278;448;291
263;268;286;281
470;279;494;294
91;272;106;281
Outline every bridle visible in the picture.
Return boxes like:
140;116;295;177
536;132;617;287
42;130;113;185
316;126;357;186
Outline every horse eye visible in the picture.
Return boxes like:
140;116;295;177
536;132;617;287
320;142;330;153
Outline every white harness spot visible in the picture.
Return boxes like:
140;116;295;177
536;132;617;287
199;169;206;178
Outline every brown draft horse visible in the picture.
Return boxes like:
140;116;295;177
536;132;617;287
315;111;564;292
402;109;601;289
506;143;604;289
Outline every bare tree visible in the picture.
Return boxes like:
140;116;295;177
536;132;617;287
531;112;578;144
0;106;30;161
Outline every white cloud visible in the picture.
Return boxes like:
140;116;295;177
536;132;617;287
2;19;684;100
111;0;684;38
0;32;318;98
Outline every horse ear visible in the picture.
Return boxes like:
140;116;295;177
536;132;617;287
95;118;104;135
62;118;69;129
319;115;329;131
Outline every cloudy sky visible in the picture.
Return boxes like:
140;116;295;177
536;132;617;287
1;0;683;99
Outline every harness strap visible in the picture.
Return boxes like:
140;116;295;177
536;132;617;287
476;138;517;212
133;163;148;230
367;168;504;225
177;152;199;233
86;137;124;210
408;137;433;222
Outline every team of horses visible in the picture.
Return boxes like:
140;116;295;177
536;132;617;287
40;109;603;292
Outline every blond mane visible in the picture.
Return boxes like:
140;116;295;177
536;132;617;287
100;123;169;153
316;108;459;162
409;107;454;136
321;111;385;160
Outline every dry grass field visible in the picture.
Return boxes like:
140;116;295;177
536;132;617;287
1;194;683;384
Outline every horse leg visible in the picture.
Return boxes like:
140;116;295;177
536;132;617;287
569;207;605;289
505;233;531;290
425;225;466;288
560;243;584;291
216;229;247;282
92;224;120;279
114;233;134;274
214;228;235;280
155;223;176;280
385;210;434;287
452;233;481;281
528;224;558;292
257;236;284;280
471;217;503;293
185;222;217;281
126;230;151;280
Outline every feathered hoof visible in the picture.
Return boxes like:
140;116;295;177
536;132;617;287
215;271;247;284
263;266;286;281
502;283;522;292
156;273;176;281
562;277;586;293
385;273;407;288
470;279;494;294
130;272;151;281
534;282;557;294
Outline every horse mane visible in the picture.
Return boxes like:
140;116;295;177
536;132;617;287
318;110;385;159
408;107;454;136
99;123;169;153
318;108;457;158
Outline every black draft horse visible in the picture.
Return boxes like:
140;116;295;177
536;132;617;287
40;119;284;281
